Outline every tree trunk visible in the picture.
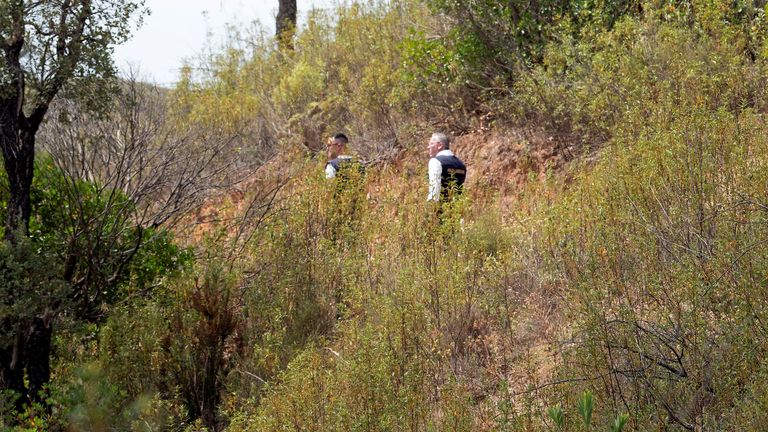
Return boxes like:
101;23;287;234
26;316;52;405
276;0;297;51
0;333;27;410
0;122;53;411
1;17;30;240
0;37;33;408
1;14;47;410
1;125;35;241
201;347;223;431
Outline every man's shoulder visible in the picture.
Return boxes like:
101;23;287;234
328;155;365;178
435;153;465;164
328;156;347;167
329;155;354;164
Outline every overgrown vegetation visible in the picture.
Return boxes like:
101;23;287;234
3;0;768;430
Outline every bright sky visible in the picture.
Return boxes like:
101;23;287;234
114;0;336;86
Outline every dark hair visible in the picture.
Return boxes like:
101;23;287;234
333;133;349;143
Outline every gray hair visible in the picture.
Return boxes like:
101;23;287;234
431;132;451;149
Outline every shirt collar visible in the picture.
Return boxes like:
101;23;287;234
436;149;454;157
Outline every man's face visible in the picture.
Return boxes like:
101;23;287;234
428;137;443;158
327;138;344;159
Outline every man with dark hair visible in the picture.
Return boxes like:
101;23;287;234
323;132;365;244
427;132;467;202
325;133;354;179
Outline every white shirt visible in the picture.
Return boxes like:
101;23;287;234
325;164;337;179
427;149;454;201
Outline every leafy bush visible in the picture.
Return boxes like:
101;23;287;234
536;12;768;429
0;155;192;425
0;156;192;319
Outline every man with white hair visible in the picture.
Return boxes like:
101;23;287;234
427;132;467;202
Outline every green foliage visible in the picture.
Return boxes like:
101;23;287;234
547;395;628;431
127;229;194;292
547;405;565;429
95;257;244;431
0;155;191;426
98;298;168;400
397;28;487;128
577;390;593;428
418;0;643;112
1;156;190;319
510;0;768;140
0;235;67;347
1;361;168;431
0;0;148;112
173;0;434;155
531;6;768;430
610;413;629;432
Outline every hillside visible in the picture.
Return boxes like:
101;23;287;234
3;0;768;431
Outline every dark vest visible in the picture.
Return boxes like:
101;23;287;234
328;156;351;173
327;156;364;184
328;156;362;173
436;154;466;197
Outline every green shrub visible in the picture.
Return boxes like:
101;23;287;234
173;0;434;157
539;18;768;429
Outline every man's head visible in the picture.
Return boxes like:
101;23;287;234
327;133;349;159
428;132;450;158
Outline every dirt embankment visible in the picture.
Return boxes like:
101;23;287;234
454;127;575;193
181;126;577;241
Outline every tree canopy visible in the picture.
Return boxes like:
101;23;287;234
0;0;146;236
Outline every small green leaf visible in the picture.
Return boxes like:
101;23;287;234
578;390;594;428
611;413;629;432
547;405;565;429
